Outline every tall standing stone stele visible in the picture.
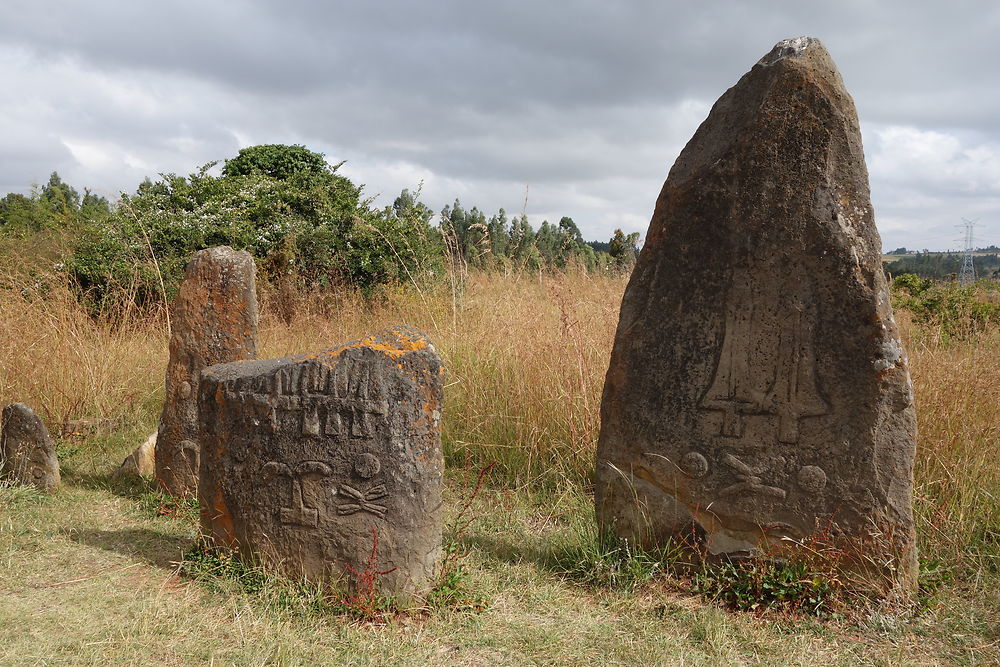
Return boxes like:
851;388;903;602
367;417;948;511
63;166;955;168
595;37;917;592
198;326;444;603
1;403;61;492
155;246;258;497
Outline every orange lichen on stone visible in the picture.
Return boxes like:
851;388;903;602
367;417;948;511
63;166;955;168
296;326;430;369
339;327;429;359
212;487;236;546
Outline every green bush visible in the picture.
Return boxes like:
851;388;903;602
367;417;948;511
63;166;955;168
890;274;1000;342
66;145;444;313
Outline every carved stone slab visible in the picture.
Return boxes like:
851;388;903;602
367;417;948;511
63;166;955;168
595;37;918;592
1;403;60;492
198;326;444;602
155;246;258;497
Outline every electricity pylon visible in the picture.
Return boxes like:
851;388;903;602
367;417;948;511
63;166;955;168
958;219;977;286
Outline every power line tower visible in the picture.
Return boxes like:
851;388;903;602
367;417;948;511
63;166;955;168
958;218;977;286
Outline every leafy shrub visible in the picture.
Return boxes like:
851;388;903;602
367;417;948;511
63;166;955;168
66;145;444;313
891;272;932;297
221;144;331;180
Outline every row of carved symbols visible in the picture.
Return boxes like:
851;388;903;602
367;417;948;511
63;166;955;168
671;450;827;497
261;453;387;527
321;401;388;438
273;360;385;400
226;358;385;403
246;396;388;438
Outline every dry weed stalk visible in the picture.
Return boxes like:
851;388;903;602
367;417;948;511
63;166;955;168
341;525;397;622
437;462;496;585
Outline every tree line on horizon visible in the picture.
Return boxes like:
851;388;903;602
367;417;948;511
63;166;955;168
884;251;1000;281
436;196;638;273
0;144;641;313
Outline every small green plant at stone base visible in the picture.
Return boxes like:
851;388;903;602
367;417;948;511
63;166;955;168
916;557;953;612
180;540;271;595
180;532;403;623
0;480;48;509
692;557;840;616
427;463;495;611
179;539;337;617
136;489;200;524
427;542;486;611
427;552;468;608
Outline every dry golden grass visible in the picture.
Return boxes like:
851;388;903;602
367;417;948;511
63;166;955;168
901;312;1000;572
1;271;997;561
254;271;619;488
0;279;167;453
1;269;998;664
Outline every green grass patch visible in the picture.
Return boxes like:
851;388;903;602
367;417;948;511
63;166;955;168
693;558;841;616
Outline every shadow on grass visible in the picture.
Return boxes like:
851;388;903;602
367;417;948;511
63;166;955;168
62;527;192;570
460;533;547;567
65;468;158;501
458;528;691;594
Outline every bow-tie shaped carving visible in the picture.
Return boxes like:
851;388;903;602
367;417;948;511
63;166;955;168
338;484;388;518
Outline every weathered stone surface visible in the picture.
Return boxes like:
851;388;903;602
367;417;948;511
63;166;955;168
198;325;444;602
155;246;258;497
1;403;60;492
595;37;917;591
114;431;157;479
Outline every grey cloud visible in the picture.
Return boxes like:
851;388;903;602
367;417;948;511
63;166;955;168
1;0;998;249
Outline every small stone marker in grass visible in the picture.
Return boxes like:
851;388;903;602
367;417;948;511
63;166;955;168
155;246;259;497
595;37;918;594
114;431;157;480
198;325;444;603
1;403;60;492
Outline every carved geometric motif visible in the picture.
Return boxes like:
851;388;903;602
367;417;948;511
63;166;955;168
262;460;333;527
337;483;389;518
679;451;710;478
719;453;787;500
700;266;829;444
796;465;828;494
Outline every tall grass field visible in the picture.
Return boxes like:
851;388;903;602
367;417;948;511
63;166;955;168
1;270;997;664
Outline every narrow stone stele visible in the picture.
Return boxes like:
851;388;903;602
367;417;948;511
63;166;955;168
1;403;61;492
198;325;444;604
595;37;918;594
155;246;258;497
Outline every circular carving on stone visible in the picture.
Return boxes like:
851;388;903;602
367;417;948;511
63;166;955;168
679;451;709;478
179;381;192;399
354;453;381;479
797;465;827;493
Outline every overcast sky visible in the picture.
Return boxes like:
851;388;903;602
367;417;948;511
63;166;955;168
1;1;998;251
